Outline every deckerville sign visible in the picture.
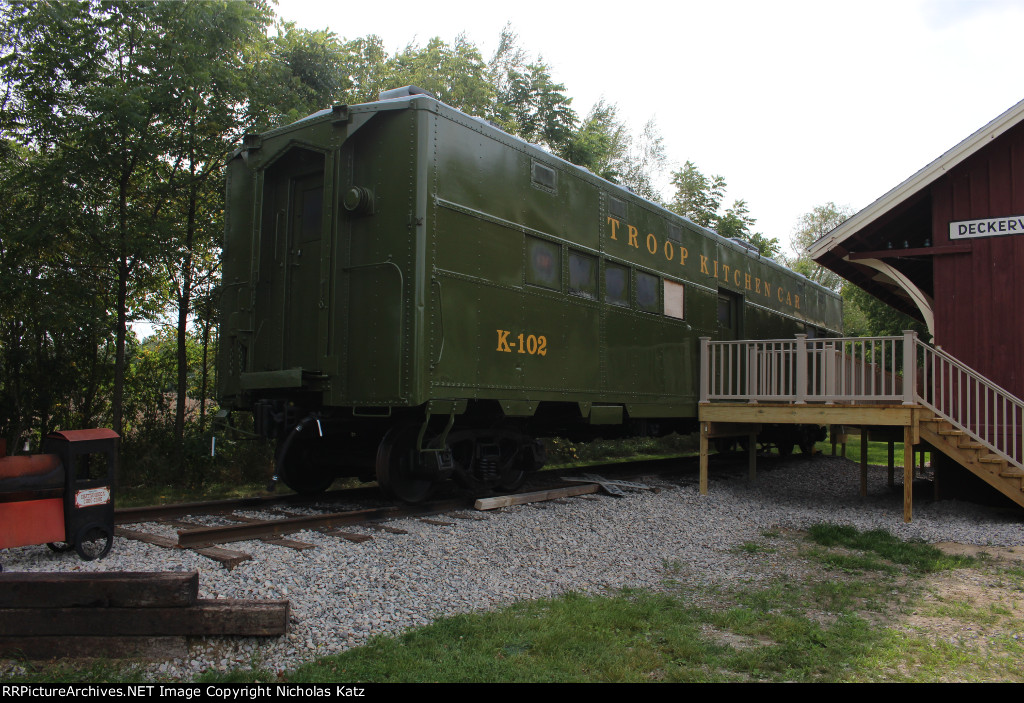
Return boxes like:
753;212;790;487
950;215;1024;240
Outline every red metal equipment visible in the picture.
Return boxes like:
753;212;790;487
0;429;119;567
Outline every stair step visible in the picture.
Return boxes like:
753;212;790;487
979;456;1006;464
958;441;985;449
939;429;964;436
999;471;1024;479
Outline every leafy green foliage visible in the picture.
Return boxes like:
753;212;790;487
841;284;930;341
668;162;780;256
785;202;853;291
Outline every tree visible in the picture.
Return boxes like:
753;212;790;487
487;25;576;151
383;34;494;116
0;0;273;454
151;1;270;447
841;284;929;342
669;161;726;228
786;202;853;290
668;162;779;257
559;100;626;180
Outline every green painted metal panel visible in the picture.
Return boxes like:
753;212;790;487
219;92;842;425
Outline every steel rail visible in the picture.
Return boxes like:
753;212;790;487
114;487;381;525
175;498;473;548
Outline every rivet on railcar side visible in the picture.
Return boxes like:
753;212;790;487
217;86;842;502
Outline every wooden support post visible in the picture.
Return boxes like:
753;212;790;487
794;334;807;404
904;424;913;523
699;421;709;495
698;337;710;404
902;330;918;406
748;432;757;481
887;441;895;488
831;425;837;456
860;429;868;497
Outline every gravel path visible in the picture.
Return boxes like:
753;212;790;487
2;453;1023;679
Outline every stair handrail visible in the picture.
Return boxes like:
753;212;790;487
914;338;1024;470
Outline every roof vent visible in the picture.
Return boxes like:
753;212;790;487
378;85;436;102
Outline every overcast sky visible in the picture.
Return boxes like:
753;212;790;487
276;0;1023;253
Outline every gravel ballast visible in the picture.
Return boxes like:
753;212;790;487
2;454;1022;678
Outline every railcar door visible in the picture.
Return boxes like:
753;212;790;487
283;172;324;372
717;289;742;340
715;289;744;397
255;147;327;374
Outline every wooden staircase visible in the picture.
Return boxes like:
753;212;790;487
917;413;1024;508
700;332;1024;516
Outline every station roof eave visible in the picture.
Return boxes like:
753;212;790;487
807;97;1024;330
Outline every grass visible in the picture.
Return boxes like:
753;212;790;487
8;524;1021;684
830;433;934;469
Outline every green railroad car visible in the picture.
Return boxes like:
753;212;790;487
218;86;842;501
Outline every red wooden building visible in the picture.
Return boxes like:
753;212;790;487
809;99;1024;502
810;99;1024;401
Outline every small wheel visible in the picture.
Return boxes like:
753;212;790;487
376;425;433;504
46;541;74;553
74;523;113;561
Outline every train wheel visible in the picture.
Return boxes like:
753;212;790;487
73;523;113;561
46;541;74;553
493;437;542;492
777;443;795;459
278;439;335;496
494;461;528;492
376;425;432;504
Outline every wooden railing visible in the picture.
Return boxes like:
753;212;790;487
918;342;1024;471
699;331;1024;470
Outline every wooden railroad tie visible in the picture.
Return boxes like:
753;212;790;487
0;571;288;660
560;473;653;497
475;474;653;511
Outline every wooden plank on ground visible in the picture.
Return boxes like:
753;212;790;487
0;572;198;609
0;599;289;636
192;546;251;569
0;635;187;660
115;526;178;549
261;537;316;550
320;530;372;543
366;524;408;535
475;483;600;510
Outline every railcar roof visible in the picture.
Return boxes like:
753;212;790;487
239;91;837;300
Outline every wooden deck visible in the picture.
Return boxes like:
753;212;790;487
697;402;925;522
697;332;1024;521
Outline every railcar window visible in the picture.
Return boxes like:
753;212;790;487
568;251;598;300
531;161;557;193
636;271;659;312
526;236;561;290
608;196;627;219
605;263;629;307
297;182;323;243
718;295;732;327
668;224;682;243
664;280;685;319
